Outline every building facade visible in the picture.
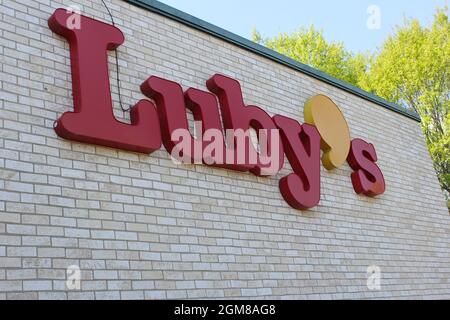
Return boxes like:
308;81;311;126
0;0;449;299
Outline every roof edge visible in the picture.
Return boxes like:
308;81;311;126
126;0;421;122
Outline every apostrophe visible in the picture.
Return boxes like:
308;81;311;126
304;95;351;170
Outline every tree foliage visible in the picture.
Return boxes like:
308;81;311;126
251;26;369;86
361;9;449;195
252;8;450;197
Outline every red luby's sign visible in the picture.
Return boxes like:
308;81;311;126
48;9;385;210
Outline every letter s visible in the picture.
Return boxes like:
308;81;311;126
347;138;385;197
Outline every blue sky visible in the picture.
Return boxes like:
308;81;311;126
158;0;447;53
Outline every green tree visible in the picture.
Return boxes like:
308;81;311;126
251;26;369;86
252;8;450;196
361;8;449;194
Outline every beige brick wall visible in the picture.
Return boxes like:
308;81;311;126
0;0;449;299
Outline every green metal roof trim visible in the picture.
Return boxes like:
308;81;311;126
126;0;421;122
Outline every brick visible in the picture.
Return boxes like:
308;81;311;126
95;291;121;300
0;257;21;268
65;228;90;238
61;168;86;179
6;269;36;280
0;281;22;292
38;292;67;300
68;292;95;300
144;290;167;299
50;216;76;227
6;224;36;235
20;193;48;204
7;292;38;300
7;246;37;257
93;270;118;280
22;236;50;246
0;191;20;202
5;181;34;192
23;280;52;291
121;291;144;300
38;248;65;258
22;258;51;269
5;159;33;172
